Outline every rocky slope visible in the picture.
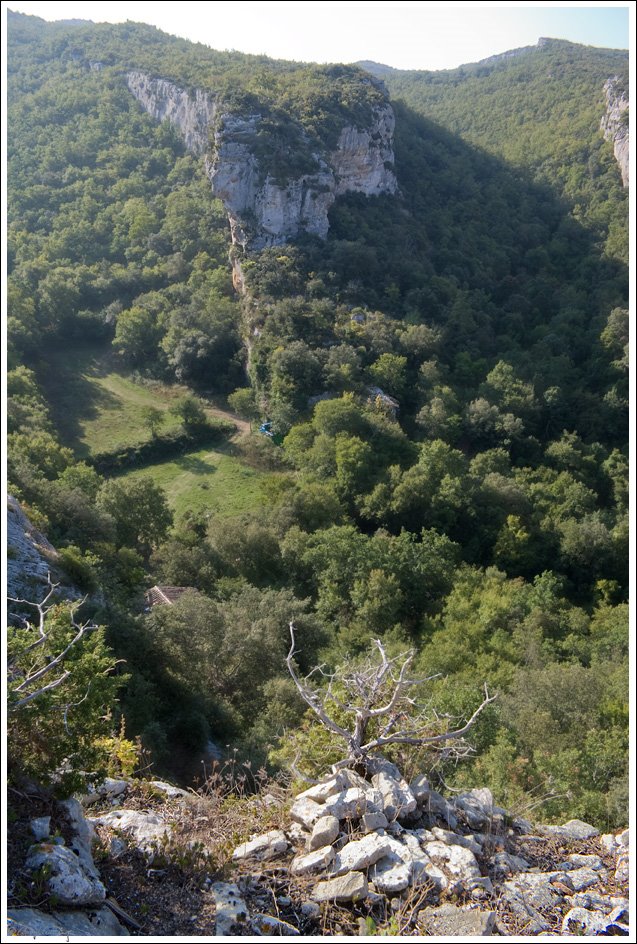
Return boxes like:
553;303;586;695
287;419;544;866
127;71;397;249
601;75;629;187
7;763;629;937
6;495;80;603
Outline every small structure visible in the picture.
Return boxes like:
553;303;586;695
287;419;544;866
145;586;193;608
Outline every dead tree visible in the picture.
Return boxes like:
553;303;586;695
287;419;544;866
7;575;98;710
286;622;496;770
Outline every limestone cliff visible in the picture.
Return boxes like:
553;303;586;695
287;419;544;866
126;71;397;249
601;75;629;187
7;495;80;602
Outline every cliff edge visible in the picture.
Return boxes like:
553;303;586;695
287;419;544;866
127;70;397;249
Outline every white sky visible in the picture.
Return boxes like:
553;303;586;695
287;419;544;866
3;1;632;70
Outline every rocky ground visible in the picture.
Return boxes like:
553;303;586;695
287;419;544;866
6;761;630;937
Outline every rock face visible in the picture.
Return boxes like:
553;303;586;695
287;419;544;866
601;75;629;187
127;71;217;154
126;71;397;249
7;495;64;600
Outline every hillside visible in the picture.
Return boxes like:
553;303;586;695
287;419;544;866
6;7;629;880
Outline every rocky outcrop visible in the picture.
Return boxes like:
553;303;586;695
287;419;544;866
126;71;397;249
230;764;630;937
127;71;217;155
601;75;629;187
7;494;85;605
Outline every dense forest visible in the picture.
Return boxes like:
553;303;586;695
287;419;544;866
6;12;629;828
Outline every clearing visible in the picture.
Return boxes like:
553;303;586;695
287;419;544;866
38;342;271;517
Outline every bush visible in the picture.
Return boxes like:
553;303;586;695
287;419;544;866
7;599;125;796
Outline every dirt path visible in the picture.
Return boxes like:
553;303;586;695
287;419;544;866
204;403;252;438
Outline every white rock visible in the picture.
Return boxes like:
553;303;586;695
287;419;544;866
289;796;324;830
210;882;249;936
322;786;381;821
492;851;530;876
617;828;629;848
539;819;599;841
88;808;172;857
60;798;97;874
417;787;458;828
232;829;288;861
424;839;483;892
297;769;366;803
291;845;334;876
453;790;492;829
308;815;339;851
419;903;497;937
565;853;604;871
7;906;128;937
567;867;606;891
252;913;300;935
608;904;629;928
600;833;619;855
286;822;308;845
148;780;189;799
409;774;430;801
30;817;51;841
300;900;320;918
109;837;128;859
562;907;613;935
312;871;368;902
431;826;483;855
127;72;399;252
369;759;417;821
615;853;629;883
501;886;550;933
361;811;388;833
330;833;391;876
569;892;623;914
370;853;411;894
25;844;106;906
504;871;569;912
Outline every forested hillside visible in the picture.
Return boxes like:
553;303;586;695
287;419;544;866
6;12;629;829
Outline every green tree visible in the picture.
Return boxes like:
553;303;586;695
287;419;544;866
7;590;124;795
142;406;164;439
97;476;173;553
171;394;208;431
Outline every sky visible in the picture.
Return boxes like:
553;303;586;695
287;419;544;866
3;1;632;71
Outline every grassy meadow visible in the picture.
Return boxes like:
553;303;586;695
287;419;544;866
39;343;274;517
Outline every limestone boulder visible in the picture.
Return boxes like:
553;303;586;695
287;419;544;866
232;829;288;861
419;904;496;937
538;819;599;842
369;759;417;821
25;843;106;907
312;871;368;902
308;815;339;851
291;845;334;876
88;808;173;857
7;906;128;936
210;882;249;935
330;833;392;876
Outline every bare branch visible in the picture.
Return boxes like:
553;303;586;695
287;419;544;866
12;671;71;708
8;573;61;637
361;685;497;753
284;629;497;769
287;623;350;742
14;618;96;694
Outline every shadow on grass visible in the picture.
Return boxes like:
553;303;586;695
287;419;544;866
36;343;121;456
175;454;217;475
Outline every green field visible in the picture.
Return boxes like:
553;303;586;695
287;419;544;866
38;343;271;518
117;445;274;518
39;344;189;458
